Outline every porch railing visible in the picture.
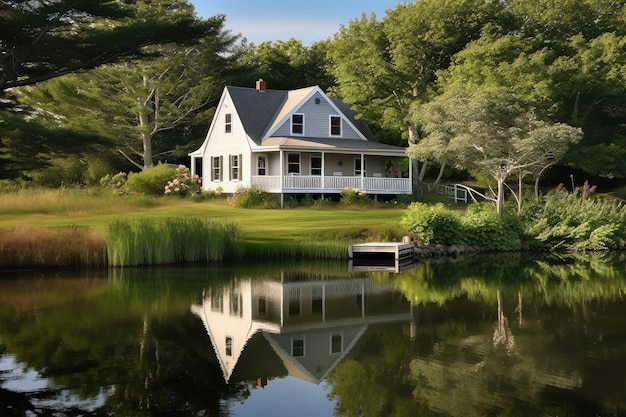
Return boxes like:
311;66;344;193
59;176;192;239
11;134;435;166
251;175;411;193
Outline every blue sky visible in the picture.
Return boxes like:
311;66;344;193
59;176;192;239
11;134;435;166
191;0;405;45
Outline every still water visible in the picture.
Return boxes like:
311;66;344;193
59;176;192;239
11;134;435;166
1;253;626;416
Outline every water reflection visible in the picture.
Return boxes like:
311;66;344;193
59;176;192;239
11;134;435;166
0;256;626;416
191;273;412;385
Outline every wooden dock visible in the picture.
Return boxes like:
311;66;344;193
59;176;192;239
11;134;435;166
348;242;415;262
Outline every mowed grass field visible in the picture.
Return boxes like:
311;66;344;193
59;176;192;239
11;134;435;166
0;189;406;247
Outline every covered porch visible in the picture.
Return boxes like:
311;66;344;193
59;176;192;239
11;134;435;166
250;144;412;196
251;174;410;194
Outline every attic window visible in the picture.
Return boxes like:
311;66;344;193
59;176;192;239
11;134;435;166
225;113;232;134
330;115;341;136
292;336;305;357
291;114;304;135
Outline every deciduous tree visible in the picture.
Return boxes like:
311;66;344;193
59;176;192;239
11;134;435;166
408;88;582;215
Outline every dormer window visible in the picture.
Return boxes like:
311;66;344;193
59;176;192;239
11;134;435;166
291;114;304;135
330;115;341;136
225;113;232;134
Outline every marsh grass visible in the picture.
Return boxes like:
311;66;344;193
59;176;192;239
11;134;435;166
0;225;106;268
0;188;165;215
106;218;240;266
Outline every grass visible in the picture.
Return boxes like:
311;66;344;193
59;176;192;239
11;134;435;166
0;190;407;268
107;218;240;266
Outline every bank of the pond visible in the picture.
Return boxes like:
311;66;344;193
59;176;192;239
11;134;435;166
0;219;487;270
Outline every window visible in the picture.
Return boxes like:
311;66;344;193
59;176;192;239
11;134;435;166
225;113;232;134
292;114;304;135
312;297;322;314
225;336;233;356
257;155;267;176
230;288;242;317
354;158;367;176
230;154;242;181
289;298;301;317
331;332;343;354
287;153;300;175
356;294;366;310
211;288;223;312
211;156;222;181
292;336;305;357
194;157;203;178
330;115;341;136
311;155;322;176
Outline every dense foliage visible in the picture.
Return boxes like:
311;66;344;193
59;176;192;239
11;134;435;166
401;188;626;252
521;187;626;251
400;202;522;251
1;0;623;187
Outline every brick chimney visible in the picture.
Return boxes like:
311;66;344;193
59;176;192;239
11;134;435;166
255;79;266;91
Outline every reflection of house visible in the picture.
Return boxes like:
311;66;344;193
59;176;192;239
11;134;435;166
191;276;412;384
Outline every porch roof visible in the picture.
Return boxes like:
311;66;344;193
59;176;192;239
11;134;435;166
256;136;407;157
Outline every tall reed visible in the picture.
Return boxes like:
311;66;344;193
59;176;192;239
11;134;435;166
106;218;240;266
0;225;107;268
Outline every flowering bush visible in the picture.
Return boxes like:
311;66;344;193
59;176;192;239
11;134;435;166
164;165;202;197
228;184;278;208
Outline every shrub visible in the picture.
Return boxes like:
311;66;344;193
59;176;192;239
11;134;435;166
228;185;278;208
399;202;463;245
100;172;128;195
460;203;522;250
164;165;202;197
340;188;371;206
125;163;176;196
522;190;626;251
400;202;522;250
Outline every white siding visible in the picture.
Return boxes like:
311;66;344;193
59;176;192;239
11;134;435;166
272;92;363;139
200;91;252;193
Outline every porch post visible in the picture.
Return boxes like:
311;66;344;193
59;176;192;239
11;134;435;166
360;153;364;190
279;149;284;208
321;151;326;190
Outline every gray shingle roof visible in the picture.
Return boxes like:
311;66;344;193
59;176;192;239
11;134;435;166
226;86;288;144
226;85;380;146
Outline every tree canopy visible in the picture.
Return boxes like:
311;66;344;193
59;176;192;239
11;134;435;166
0;0;214;95
408;88;582;215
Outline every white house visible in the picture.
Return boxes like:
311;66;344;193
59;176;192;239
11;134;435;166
189;80;411;203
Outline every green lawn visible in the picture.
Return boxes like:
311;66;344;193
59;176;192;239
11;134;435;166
0;191;406;246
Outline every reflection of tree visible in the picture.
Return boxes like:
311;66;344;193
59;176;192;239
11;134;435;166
369;253;626;416
492;289;515;352
326;323;431;417
0;269;250;416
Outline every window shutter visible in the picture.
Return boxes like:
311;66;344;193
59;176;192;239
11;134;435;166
238;154;243;180
228;155;232;181
210;157;214;181
219;156;223;181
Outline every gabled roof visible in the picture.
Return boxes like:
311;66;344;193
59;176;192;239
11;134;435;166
226;84;378;146
226;86;288;143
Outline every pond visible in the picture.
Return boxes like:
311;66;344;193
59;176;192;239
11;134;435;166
1;253;626;416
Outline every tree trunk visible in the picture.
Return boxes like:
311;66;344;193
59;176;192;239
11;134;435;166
496;176;505;217
517;172;523;213
141;131;153;169
408;124;425;194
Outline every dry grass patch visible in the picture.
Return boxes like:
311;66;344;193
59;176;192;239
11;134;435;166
0;225;106;268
